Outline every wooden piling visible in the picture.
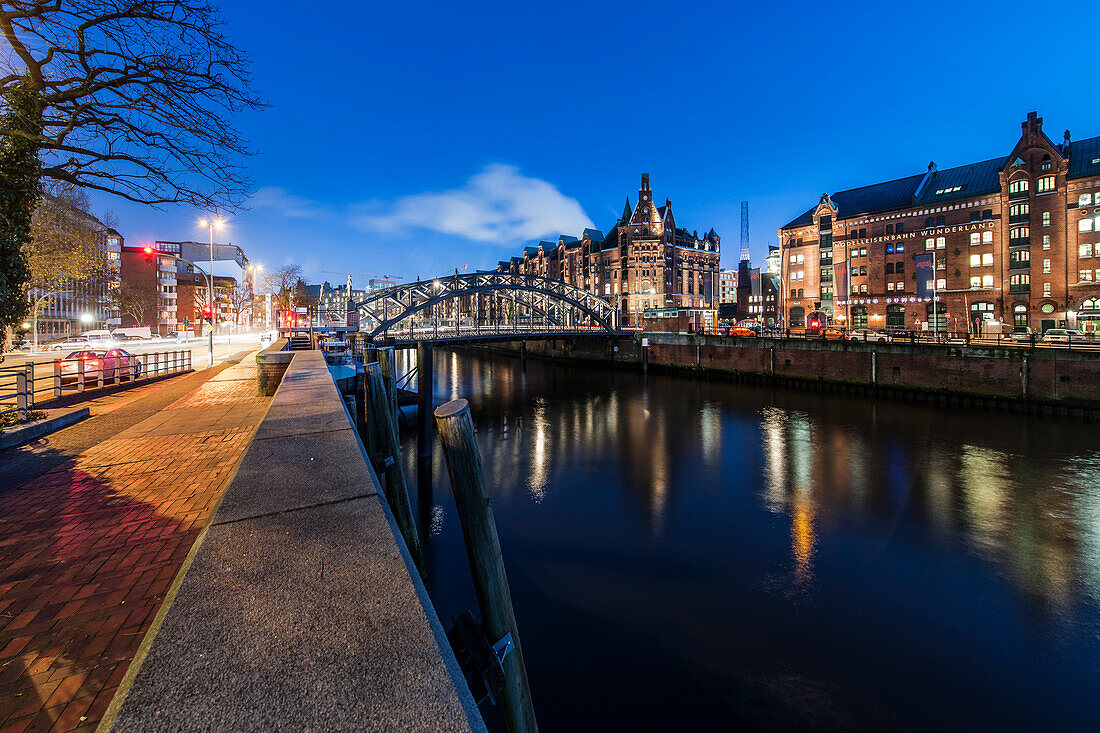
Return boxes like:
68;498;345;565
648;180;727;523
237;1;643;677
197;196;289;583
434;399;538;733
378;346;399;444
365;362;422;568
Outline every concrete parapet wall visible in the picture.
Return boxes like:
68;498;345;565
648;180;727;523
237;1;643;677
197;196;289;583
255;337;291;396
478;333;1100;417
108;350;485;732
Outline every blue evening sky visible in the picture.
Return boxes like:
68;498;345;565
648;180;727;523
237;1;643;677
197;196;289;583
90;0;1099;287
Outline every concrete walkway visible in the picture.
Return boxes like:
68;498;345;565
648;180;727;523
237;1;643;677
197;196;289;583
0;355;269;733
104;351;485;732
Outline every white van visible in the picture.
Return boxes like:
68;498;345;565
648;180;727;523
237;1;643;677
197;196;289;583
112;326;152;340
82;329;114;345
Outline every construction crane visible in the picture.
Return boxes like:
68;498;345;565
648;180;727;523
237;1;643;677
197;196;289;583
740;201;750;262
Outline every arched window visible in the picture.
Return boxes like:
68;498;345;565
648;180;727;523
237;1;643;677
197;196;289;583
852;306;868;328
886;304;905;328
1014;303;1028;327
789;306;805;327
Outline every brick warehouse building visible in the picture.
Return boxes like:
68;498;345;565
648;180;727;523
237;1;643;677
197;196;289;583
778;112;1100;334
498;174;722;327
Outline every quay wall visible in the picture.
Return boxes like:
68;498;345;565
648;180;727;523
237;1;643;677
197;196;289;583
475;333;1100;420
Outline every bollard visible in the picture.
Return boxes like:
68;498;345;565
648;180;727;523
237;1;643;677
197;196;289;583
435;399;538;733
15;371;28;421
365;362;422;569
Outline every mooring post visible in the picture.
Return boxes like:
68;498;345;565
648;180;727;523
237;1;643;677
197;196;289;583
434;399;538;733
417;341;434;504
365;362;422;569
520;340;527;367
360;362;382;461
378;346;399;445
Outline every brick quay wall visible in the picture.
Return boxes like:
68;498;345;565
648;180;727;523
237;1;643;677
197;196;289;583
470;333;1100;420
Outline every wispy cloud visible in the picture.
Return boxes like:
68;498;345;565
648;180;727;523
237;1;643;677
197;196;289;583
353;164;594;244
249;186;326;219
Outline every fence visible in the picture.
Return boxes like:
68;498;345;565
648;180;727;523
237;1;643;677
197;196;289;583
0;350;192;420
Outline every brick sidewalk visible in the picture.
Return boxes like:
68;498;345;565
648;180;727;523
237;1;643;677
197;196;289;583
0;356;270;732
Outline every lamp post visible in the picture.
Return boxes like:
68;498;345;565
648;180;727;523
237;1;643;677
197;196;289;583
147;245;214;367
198;218;224;367
249;263;263;332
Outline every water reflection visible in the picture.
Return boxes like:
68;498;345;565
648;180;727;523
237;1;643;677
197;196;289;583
398;347;1100;731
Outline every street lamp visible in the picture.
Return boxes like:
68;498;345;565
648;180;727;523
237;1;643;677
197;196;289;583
249;263;263;331
198;217;224;366
148;244;215;368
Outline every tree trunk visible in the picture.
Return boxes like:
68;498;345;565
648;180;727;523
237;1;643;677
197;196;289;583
0;79;44;333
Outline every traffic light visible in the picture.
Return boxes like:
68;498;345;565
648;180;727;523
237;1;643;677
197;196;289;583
142;245;155;261
201;305;213;323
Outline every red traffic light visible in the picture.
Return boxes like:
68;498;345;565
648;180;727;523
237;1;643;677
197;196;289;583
142;245;155;261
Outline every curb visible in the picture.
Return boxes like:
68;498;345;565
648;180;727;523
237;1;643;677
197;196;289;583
0;407;90;450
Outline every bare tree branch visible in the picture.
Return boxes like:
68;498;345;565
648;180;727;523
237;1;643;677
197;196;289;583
0;0;266;211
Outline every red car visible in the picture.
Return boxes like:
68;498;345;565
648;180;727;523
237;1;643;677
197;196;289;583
58;348;142;385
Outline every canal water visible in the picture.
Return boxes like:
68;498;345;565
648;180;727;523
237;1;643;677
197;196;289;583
399;348;1100;732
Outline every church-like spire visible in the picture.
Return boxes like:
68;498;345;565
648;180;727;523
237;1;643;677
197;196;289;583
621;197;632;223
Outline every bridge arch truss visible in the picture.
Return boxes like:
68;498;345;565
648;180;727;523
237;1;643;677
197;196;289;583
353;271;620;342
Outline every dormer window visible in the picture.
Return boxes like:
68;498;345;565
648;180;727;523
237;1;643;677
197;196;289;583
1041;154;1052;171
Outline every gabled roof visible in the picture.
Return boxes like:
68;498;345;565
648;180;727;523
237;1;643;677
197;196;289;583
913;156;1008;206
782;172;925;229
1068;135;1100;179
523;246;539;256
582;227;604;242
558;234;578;244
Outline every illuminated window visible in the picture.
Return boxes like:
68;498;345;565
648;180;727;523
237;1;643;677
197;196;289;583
982;275;993;288
1043;259;1051;273
1043;282;1051;297
1079;193;1093;206
1037;176;1055;192
1042;212;1051;227
1080;218;1094;233
982;231;993;244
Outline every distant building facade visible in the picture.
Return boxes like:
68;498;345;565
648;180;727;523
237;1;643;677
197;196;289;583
120;240;249;335
498;174;721;326
718;269;737;303
778;112;1100;333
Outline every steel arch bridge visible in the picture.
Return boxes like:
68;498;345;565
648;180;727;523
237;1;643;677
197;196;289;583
353;271;621;343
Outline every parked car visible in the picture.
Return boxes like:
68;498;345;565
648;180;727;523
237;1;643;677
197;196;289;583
1009;326;1034;342
57;348;142;385
848;328;892;343
728;325;759;338
1041;328;1088;343
821;327;847;340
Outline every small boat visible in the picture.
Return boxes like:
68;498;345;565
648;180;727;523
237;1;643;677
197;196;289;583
320;338;351;366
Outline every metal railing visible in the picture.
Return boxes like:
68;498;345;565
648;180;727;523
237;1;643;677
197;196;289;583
709;327;1100;351
0;350;192;419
